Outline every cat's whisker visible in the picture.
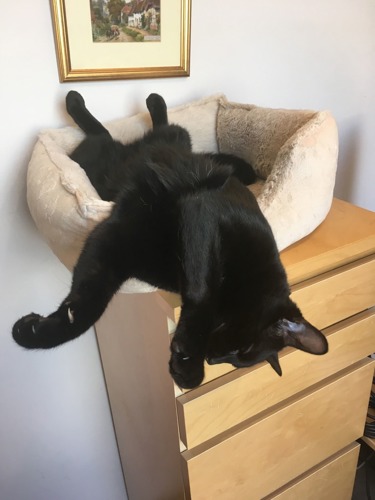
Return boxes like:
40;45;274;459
242;343;254;354
206;164;213;177
211;322;226;335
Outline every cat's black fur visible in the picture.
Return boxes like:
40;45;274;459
67;92;257;202
12;91;328;389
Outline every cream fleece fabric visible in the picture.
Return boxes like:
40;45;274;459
216;100;339;250
27;95;338;292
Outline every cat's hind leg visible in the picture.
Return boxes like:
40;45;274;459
66;90;111;136
146;93;192;152
146;93;169;128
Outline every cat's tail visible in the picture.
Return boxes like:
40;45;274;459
66;90;111;136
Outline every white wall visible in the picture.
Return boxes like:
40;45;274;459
0;1;374;499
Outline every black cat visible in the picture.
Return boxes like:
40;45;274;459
12;91;328;389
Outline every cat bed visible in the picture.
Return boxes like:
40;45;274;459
27;94;338;293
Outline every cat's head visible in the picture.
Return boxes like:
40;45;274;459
169;298;328;389
206;303;328;376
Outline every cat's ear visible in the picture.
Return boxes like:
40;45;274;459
274;318;328;355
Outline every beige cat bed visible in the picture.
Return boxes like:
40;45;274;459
27;94;338;292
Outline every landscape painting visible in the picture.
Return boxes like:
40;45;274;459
90;0;161;42
50;0;190;81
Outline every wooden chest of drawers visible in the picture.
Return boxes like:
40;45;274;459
95;199;375;500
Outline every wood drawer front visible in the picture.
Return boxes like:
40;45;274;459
177;309;375;448
291;255;375;330
181;359;374;500
266;443;360;500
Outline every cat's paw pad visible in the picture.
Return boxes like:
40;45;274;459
12;313;45;348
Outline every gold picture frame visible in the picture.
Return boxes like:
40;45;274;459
50;0;191;82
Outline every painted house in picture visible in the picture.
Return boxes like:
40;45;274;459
122;1;160;34
90;0;161;43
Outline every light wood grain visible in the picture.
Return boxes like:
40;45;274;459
265;443;360;500
281;198;375;285
181;359;374;500
95;292;185;500
291;255;375;330
177;309;375;448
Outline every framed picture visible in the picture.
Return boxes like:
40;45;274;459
50;0;191;82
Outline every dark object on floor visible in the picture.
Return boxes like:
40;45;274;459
352;441;375;500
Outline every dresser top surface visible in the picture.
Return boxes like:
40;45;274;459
281;198;375;285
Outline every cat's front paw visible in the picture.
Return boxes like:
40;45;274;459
12;311;68;349
12;313;46;349
169;340;205;389
169;352;205;389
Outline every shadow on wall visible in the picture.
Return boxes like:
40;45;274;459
334;120;361;202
